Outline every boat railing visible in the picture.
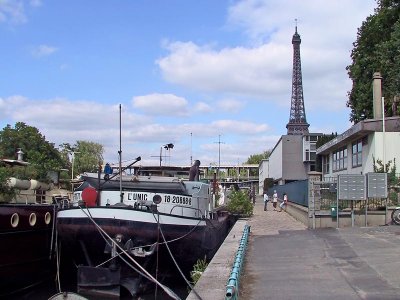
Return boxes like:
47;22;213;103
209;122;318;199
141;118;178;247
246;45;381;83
169;205;204;219
12;190;71;206
14;191;52;204
52;195;71;209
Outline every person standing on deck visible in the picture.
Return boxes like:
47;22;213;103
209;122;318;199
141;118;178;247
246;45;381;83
189;160;201;181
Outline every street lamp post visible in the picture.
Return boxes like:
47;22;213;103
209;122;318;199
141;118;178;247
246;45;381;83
214;135;224;178
218;135;221;174
159;143;174;167
68;150;80;192
69;151;81;180
382;96;386;172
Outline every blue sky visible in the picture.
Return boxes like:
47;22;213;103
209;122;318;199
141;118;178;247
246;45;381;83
0;0;376;167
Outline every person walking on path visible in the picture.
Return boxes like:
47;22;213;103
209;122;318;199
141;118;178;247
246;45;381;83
272;190;278;211
263;192;269;211
279;193;288;212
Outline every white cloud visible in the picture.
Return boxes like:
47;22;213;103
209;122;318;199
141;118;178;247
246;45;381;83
0;95;273;165
227;0;374;47
156;0;376;112
0;1;378;167
157;41;290;98
194;102;212;113
31;44;58;57
0;98;6;118
0;0;26;24
1;96;147;148
198;134;277;166
132;93;189;117
0;0;43;24
211;120;269;134
217;99;244;113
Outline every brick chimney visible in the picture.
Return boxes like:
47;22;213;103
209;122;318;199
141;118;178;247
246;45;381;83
373;72;383;119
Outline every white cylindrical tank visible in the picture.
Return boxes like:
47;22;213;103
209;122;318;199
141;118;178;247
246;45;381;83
7;178;31;190
29;180;53;191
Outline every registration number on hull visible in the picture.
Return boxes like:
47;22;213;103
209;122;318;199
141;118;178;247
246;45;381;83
125;192;192;206
164;195;192;206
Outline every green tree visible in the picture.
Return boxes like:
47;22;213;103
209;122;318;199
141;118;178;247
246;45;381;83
378;19;400;116
316;132;338;148
60;141;104;176
245;150;271;165
346;0;400;122
0;122;66;181
0;166;16;201
263;178;274;193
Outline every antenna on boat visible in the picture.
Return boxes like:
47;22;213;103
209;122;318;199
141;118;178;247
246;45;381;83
119;104;123;203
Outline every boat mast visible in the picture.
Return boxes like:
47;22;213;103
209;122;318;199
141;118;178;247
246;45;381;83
119;104;123;203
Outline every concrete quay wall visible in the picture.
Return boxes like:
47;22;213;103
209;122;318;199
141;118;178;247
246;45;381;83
186;219;248;300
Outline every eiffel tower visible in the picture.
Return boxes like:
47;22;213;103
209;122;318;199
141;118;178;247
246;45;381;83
286;24;309;135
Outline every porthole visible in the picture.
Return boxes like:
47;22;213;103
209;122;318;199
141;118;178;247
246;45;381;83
44;212;52;225
153;194;162;204
11;213;19;228
29;213;37;226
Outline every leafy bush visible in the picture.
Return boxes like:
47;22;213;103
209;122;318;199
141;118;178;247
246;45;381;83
190;256;208;285
226;190;253;217
0;167;16;201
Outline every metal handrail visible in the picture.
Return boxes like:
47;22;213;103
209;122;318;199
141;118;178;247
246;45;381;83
225;224;251;300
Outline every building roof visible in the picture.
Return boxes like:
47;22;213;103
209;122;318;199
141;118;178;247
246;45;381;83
316;117;400;155
0;158;29;166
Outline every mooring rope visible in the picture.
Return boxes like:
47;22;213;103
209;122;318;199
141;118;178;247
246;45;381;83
152;212;203;300
78;206;181;300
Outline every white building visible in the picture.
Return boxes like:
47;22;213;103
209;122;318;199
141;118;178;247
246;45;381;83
267;133;322;185
317;73;400;179
258;159;269;195
317;117;400;178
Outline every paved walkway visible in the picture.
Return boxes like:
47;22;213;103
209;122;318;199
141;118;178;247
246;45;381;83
240;196;400;300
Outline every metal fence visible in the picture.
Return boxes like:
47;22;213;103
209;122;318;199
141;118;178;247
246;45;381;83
268;173;400;210
268;180;309;207
319;175;399;211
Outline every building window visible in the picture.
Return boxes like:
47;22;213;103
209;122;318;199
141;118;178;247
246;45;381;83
322;155;330;174
352;140;362;167
333;147;347;172
310;152;316;161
